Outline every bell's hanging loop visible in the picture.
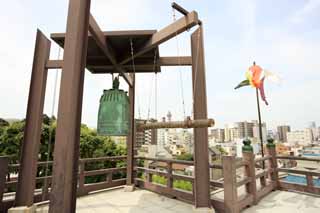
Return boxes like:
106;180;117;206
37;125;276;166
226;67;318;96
97;77;130;136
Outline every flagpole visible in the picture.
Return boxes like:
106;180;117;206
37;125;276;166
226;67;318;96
256;88;265;169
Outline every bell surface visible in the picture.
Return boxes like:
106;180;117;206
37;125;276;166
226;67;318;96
97;77;130;136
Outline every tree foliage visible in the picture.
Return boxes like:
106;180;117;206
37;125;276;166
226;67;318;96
0;115;126;184
176;153;194;161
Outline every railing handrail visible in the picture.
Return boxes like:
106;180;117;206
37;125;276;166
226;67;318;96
276;155;320;162
278;168;320;177
7;155;127;168
135;156;194;166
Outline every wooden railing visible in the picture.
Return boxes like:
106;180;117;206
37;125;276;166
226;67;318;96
134;156;195;203
1;148;319;213
276;155;320;194
0;156;126;212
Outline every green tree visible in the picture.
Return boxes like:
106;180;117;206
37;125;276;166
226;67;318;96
176;153;194;161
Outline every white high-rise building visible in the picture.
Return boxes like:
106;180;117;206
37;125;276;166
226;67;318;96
308;121;318;140
253;122;267;142
287;129;313;146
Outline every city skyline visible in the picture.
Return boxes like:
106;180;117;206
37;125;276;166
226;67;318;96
1;0;320;131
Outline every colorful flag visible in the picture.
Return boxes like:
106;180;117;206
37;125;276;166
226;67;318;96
235;62;279;105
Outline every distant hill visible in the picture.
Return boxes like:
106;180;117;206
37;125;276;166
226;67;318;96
2;118;21;124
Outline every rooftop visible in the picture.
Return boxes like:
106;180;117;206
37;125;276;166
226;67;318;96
33;187;320;213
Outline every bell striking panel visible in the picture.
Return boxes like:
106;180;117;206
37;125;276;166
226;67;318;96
97;77;130;136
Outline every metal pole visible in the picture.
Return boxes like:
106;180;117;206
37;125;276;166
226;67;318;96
256;88;265;168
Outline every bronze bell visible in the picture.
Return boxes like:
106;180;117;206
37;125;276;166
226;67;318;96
97;77;130;136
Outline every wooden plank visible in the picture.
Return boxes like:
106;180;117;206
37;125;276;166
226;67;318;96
49;0;91;212
88;14;133;87
46;60;63;69
119;11;199;65
15;30;51;207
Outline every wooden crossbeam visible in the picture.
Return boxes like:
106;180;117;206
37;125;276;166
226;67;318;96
46;60;63;69
159;56;192;66
87;56;192;72
137;118;214;131
119;11;199;66
88;14;133;87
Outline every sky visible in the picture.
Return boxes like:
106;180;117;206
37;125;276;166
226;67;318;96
0;0;320;131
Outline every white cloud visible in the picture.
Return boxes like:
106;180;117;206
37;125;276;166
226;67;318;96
291;0;320;24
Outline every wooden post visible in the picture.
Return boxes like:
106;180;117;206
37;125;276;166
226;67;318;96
106;172;112;184
15;30;51;207
266;140;278;189
242;152;257;205
78;161;86;196
126;73;135;189
306;174;314;189
191;25;211;210
223;156;238;213
146;172;153;183
49;0;91;212
0;157;9;202
167;162;173;189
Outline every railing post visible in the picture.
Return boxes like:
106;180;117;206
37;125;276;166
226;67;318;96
0;157;9;202
167;162;173;189
78;160;86;196
223;155;238;213
306;174;314;189
266;138;278;189
146;172;153;183
242;139;257;205
107;172;112;184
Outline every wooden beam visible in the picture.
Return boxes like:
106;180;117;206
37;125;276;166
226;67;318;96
172;2;189;16
88;14;133;87
158;56;192;66
137;118;214;131
46;60;63;69
119;11;199;66
15;30;51;207
191;26;211;209
87;56;192;72
49;0;91;212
